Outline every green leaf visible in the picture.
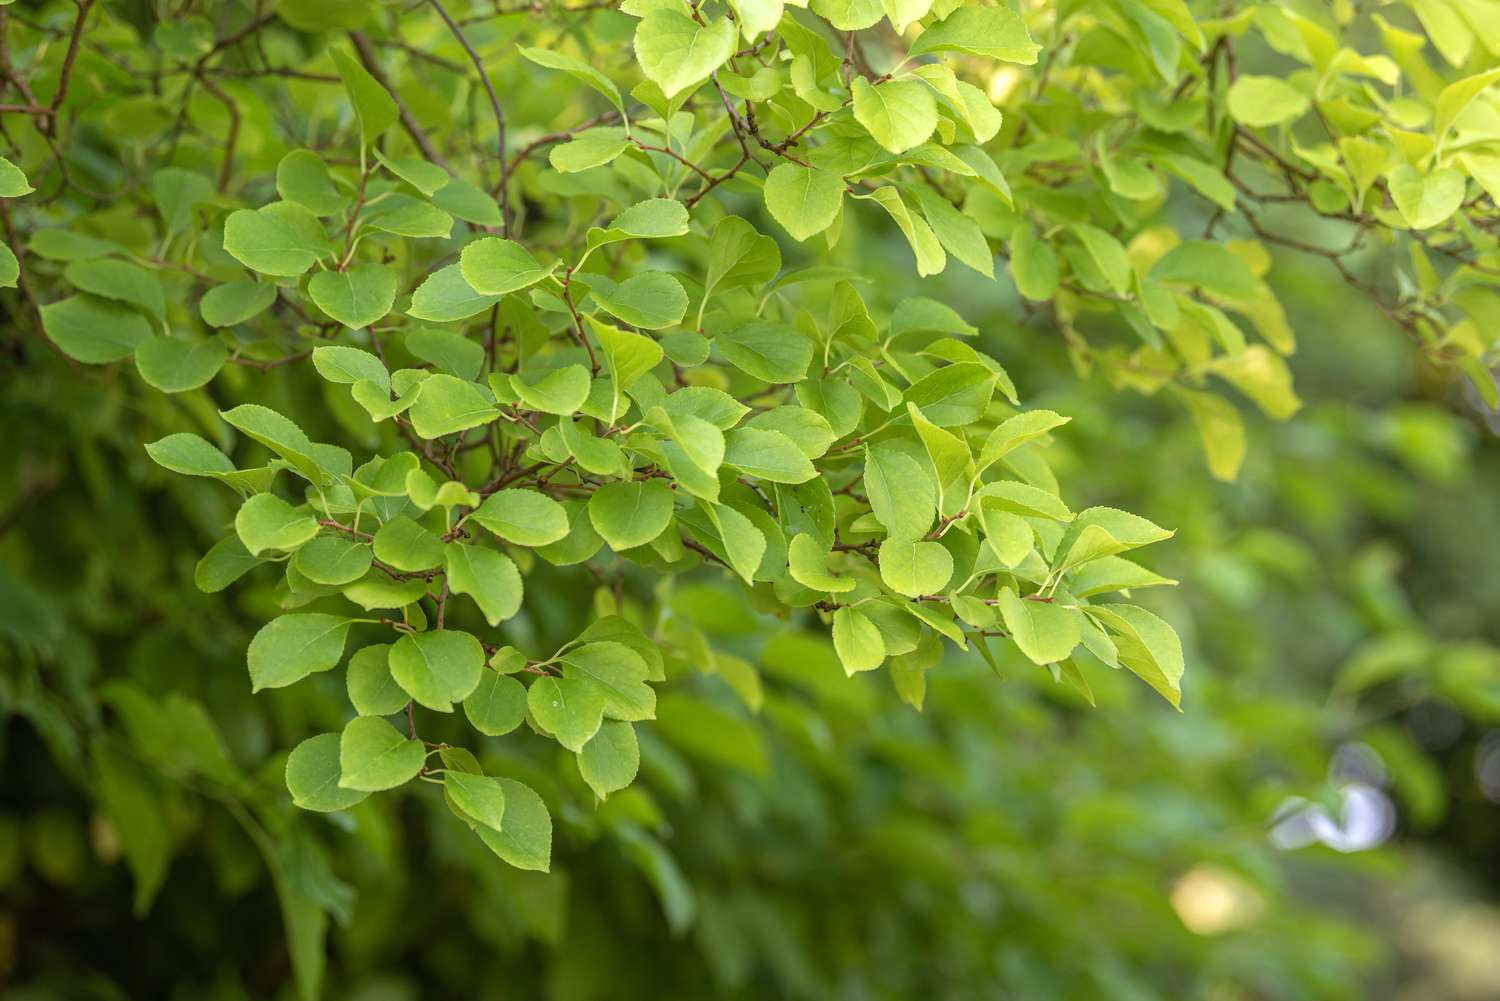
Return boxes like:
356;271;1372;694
715;322;814;382
93;747;169;915
345;643;409;716
1052;506;1172;574
702;217;781;304
1226;75;1310;127
372;149;449;195
1160;154;1237;211
633;10;736;99
978;480;1073;521
276;150;345;215
1070;224;1133;297
222;203;325;277
519;45;626;116
446;771;507;832
528;675;604;752
432;177;502;226
978;507;1033;566
549;127;630;172
285;733;371;812
1149;241;1260;302
308;264;397;328
372;515;443;570
236;493;318;555
1388;165;1466;230
1179;387;1245;482
1010;225;1059;301
146;433;264;495
592;318;664;419
1434;67;1500;140
64;258;164;319
709;502;767;584
475;777;552;872
135;336;227;393
1086;603;1185;707
1208;346;1301;419
152;167;214;231
589;480;675;551
1068;556;1177;599
408;264;502;322
0;155;34;197
613;197;692;239
331;46;398;143
589;272;688;329
907;4;1040;63
407;373;497;438
459;238;555;296
312;345;389;392
749;407;835;460
221;403;344;485
911;186;994;279
195;535;262;592
907;403;970;509
724;427;817;483
655;408;725;483
865;444;935;541
997;588;1081;665
41;295;151;363
864;186;945;275
663;386;751;429
560;641;656;721
763;164;844;242
28;229;122;261
811;0;882;30
364;194;453;238
389;629;485;712
341;575;426;611
407;328;485;379
513;364;590;415
877;539;954;597
247;613;351;691
852;77;937;155
338;716;424;791
903;362;996;427
0;242;16;288
787;532;855;593
472;488;570;547
464;671;528;736
200;280;277;327
954;144;1012;202
979;410;1070;467
832;607;886;675
578;720;640;798
445;544;523;626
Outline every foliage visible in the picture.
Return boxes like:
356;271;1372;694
1;1;1499;999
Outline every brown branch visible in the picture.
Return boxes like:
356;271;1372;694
426;0;510;234
195;72;240;193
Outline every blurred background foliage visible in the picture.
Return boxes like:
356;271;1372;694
3;1;1500;1000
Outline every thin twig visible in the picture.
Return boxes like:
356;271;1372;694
426;0;510;234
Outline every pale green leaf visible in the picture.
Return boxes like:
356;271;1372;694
389;629;485;712
338;716;424;791
248;613;351;691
